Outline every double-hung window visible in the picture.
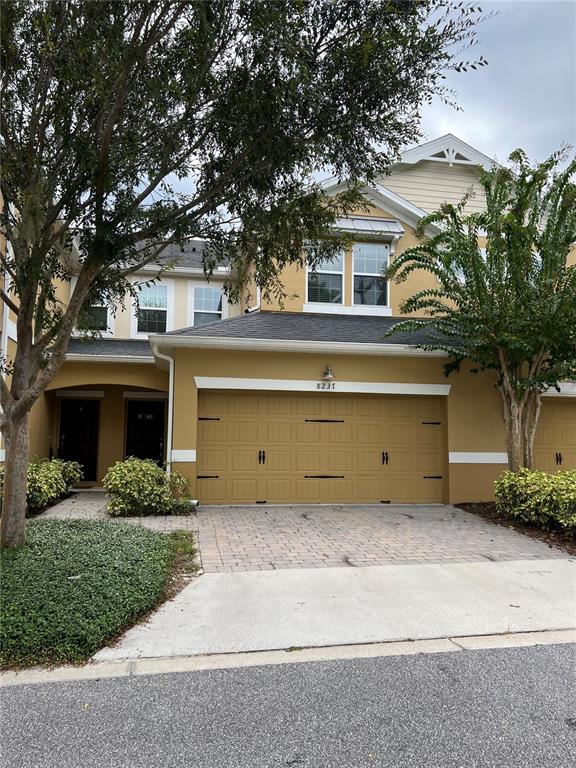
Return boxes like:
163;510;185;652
194;286;223;325
137;284;168;333
307;251;344;304
78;304;109;332
353;242;389;306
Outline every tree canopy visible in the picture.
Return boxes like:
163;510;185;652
386;149;576;470
0;0;488;546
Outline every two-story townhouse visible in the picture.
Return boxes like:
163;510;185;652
6;134;576;504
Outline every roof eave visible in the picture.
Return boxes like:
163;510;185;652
149;335;446;358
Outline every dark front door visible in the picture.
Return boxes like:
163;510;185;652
59;399;100;481
125;400;166;465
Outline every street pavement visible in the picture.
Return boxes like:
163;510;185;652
1;643;574;768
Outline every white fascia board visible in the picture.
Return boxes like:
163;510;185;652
65;353;155;364
543;382;576;398
194;377;451;396
150;335;446;358
449;452;508;464
321;179;437;235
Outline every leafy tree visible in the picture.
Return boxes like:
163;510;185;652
386;149;576;472
0;0;486;547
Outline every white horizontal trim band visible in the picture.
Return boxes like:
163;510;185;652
171;450;197;462
193;377;451;396
56;390;105;398
543;382;576;398
151;336;445;358
302;303;393;317
66;354;155;364
449;452;508;464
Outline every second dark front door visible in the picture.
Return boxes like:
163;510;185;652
125;400;166;466
59;398;100;482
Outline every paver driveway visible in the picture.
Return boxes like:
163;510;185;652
43;493;567;573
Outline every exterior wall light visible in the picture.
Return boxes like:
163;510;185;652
322;365;335;381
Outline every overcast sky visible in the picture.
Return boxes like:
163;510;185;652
419;0;576;164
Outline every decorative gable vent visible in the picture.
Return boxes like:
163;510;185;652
396;134;496;172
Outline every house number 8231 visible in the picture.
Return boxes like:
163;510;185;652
316;382;336;390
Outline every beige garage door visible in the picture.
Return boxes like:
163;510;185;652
196;391;446;504
535;400;576;471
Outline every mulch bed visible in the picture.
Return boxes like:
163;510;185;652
457;502;576;557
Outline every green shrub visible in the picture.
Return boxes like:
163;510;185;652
495;469;576;534
0;458;84;515
103;457;190;516
0;520;191;667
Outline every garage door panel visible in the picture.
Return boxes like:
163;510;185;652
197;391;446;504
198;421;228;442
197;449;228;472
535;400;576;471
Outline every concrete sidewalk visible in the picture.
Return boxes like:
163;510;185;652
95;558;576;661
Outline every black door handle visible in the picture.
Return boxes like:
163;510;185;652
258;450;263;464
262;450;266;465
381;451;389;465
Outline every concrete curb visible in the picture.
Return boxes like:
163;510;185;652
1;628;575;688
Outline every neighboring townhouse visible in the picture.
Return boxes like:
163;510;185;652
4;134;576;504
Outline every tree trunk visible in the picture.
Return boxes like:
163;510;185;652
522;390;542;470
499;389;524;472
0;415;30;548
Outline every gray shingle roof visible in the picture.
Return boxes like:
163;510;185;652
66;338;153;358
164;311;437;347
140;239;229;271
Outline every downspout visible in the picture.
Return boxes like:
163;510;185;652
153;346;174;476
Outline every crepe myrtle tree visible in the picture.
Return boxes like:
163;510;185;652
0;0;488;547
385;149;576;473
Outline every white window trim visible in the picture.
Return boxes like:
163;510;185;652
130;278;175;339
186;280;228;327
352;242;391;312
305;250;344;307
302;303;392;316
70;277;115;338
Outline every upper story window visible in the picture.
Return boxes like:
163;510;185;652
78;304;108;332
353;242;389;306
307;251;344;304
137;284;168;333
194;286;223;325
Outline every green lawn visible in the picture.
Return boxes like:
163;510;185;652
0;520;197;669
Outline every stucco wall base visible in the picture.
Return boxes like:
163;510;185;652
449;463;506;504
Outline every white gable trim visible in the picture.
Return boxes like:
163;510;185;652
395;133;497;172
321;179;437;234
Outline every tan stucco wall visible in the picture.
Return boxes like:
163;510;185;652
47;361;168;391
260;201;442;317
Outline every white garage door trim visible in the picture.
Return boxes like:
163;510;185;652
194;377;450;397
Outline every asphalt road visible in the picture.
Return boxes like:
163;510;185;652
1;644;575;768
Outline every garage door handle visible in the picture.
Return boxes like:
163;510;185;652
555;452;563;466
258;450;266;465
382;451;389;465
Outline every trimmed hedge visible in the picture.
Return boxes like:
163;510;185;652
495;469;576;534
0;458;83;515
0;520;185;668
103;457;190;516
